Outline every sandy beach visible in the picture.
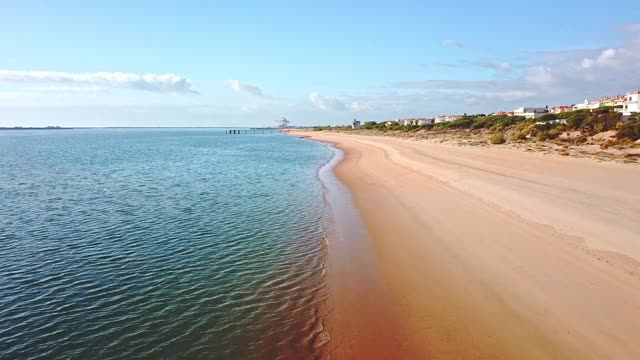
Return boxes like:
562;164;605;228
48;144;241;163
291;130;640;359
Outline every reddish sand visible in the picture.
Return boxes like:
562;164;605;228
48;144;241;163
292;130;640;360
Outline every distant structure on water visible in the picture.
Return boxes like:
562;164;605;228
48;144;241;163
277;117;291;128
0;126;72;130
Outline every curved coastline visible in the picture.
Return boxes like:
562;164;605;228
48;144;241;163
289;129;640;359
299;133;411;359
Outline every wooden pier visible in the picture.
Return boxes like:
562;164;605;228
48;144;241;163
225;128;278;134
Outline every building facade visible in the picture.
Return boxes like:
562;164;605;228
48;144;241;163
618;91;640;116
416;118;434;125
513;107;547;119
434;115;463;123
549;106;573;114
573;100;590;110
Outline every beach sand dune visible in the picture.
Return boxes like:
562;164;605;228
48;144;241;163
294;131;640;359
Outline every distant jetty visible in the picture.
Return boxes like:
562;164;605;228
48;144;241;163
225;128;277;134
0;126;73;130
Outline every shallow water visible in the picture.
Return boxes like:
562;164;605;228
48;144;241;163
0;129;333;359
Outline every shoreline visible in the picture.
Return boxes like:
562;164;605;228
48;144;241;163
312;136;407;358
290;129;640;359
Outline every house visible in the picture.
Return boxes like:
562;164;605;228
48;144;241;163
385;121;395;127
573;96;618;111
402;119;413;126
574;100;590;110
351;119;361;129
613;94;626;108
434;115;463;123
596;96;615;108
617;91;640;116
549;106;573;114
416;118;434;125
513;107;548;119
585;96;615;109
536;119;567;125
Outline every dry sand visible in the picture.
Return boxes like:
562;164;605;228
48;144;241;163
290;130;640;359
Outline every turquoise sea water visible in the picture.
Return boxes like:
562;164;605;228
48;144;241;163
0;129;334;359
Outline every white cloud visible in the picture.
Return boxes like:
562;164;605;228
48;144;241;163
392;24;640;113
349;101;372;112
622;23;640;32
224;80;264;97
580;48;618;69
434;59;512;73
392;79;519;91
309;92;346;111
526;46;639;95
525;66;553;85
28;85;107;93
478;60;512;72
0;70;195;93
442;39;463;48
483;90;537;102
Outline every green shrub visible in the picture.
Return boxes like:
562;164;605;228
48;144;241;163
537;113;558;122
490;133;506;144
489;124;504;133
537;131;550;141
362;121;378;129
616;119;640;141
566;113;586;129
548;128;560;139
534;122;552;131
512;131;528;141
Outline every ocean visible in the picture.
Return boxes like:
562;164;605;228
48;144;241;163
0;128;334;359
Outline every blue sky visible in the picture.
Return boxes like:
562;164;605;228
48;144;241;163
1;0;639;127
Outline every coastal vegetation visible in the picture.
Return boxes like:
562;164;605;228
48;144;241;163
616;118;640;141
489;133;506;144
310;108;640;162
314;108;639;143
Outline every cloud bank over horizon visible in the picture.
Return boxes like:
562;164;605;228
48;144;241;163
2;21;639;127
378;24;640;114
224;80;264;97
0;70;196;94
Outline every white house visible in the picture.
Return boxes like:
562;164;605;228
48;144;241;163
573;96;619;111
434;115;463;123
617;91;640;116
417;118;434;125
402;119;413;126
351;119;361;129
536;119;567;125
513;107;547;119
613;95;626;108
573;100;590;110
593;96;615;108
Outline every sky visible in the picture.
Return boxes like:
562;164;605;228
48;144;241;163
1;0;639;127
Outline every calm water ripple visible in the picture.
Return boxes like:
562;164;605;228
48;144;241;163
0;129;333;359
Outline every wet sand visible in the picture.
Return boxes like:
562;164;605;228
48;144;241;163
293;130;640;359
